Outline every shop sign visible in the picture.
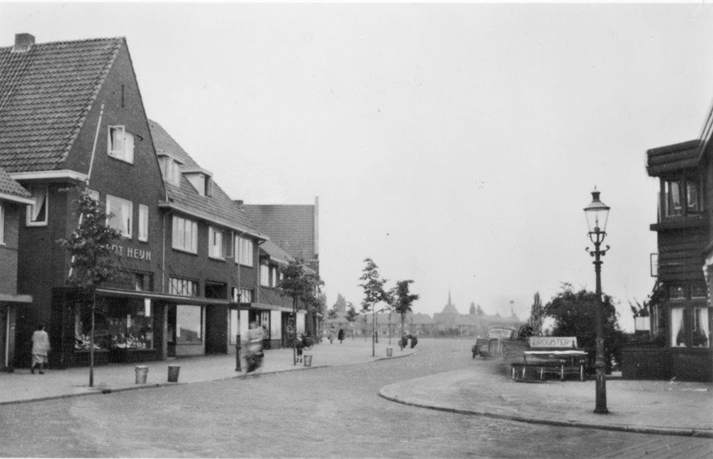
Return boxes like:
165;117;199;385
112;244;152;262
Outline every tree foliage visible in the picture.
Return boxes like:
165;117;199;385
358;258;390;313
518;292;545;339
543;283;627;371
391;279;419;334
278;258;323;311
345;303;358;323
57;190;122;288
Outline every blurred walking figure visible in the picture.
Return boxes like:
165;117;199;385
337;328;345;344
245;321;264;373
399;335;408;351
410;334;418;349
328;326;335;344
31;324;50;374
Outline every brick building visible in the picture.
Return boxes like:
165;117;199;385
0;168;33;371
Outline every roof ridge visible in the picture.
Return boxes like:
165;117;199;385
0;36;125;52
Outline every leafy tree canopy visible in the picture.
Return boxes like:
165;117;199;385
345;303;358;322
359;258;390;313
544;283;627;369
391;280;419;316
279;258;323;311
58;190;122;288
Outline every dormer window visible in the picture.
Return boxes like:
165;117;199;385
183;168;213;197
158;153;182;186
662;172;702;218
108;126;135;164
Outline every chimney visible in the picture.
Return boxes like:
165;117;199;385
235;200;244;206
13;33;35;53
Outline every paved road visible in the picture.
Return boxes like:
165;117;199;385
0;339;710;458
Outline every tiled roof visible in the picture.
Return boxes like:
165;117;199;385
149;120;265;238
243;204;316;261
0;37;122;172
0;166;31;202
260;240;293;264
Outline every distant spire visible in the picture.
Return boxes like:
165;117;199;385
448;290;452;306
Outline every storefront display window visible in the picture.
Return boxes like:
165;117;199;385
74;300;154;351
177;305;203;344
692;307;710;348
671;307;686;347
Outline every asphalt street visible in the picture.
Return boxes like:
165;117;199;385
0;339;710;458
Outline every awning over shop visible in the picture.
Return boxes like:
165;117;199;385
0;293;32;304
236;302;298;313
95;288;231;306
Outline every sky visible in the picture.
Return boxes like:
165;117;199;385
2;2;713;331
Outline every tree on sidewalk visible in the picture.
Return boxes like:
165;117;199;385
391;280;420;337
359;258;390;357
543;283;627;373
57;189;122;387
279;258;323;365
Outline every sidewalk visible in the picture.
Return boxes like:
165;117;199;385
380;358;713;438
0;339;407;405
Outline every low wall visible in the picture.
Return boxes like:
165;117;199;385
672;349;713;382
621;348;671;380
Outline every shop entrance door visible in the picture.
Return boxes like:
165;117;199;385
167;305;176;358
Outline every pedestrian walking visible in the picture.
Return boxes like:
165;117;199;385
399;334;408;351
328;326;335;344
30;324;50;374
410;334;418;349
337;328;345;344
245;321;264;373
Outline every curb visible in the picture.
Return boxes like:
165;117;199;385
378;386;713;439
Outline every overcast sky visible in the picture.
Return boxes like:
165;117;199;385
3;2;713;330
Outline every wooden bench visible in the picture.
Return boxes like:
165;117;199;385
511;337;587;382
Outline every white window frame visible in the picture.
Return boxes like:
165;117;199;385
108;125;135;164
138;204;149;242
209;226;224;260
26;185;48;227
160;156;181;186
236;236;254;267
260;263;270;287
106;195;133;238
172;215;198;254
169;277;198;297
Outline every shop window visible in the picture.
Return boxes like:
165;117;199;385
138;204;148;242
236;236;254;266
176;305;203;344
230;309;239;345
106;195;133;238
108;126;135;164
671;307;686;347
692;307;710;348
172;215;198;253
26;185;48;226
75;301;154;351
169;277;198;297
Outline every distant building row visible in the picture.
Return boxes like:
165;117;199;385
0;34;319;371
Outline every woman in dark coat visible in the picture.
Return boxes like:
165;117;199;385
337;328;345;343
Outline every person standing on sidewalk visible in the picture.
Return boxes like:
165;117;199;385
30;324;50;374
337;328;345;344
245;321;264;373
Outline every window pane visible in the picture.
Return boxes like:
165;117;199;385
107;195;132;237
138;204;148;241
687;179;700;212
176;305;202;343
693;308;710;348
124;132;135;163
28;186;47;224
672;307;686;347
666;180;682;216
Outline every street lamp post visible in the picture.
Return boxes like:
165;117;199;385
584;188;610;414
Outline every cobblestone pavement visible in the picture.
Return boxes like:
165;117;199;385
0;339;711;458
